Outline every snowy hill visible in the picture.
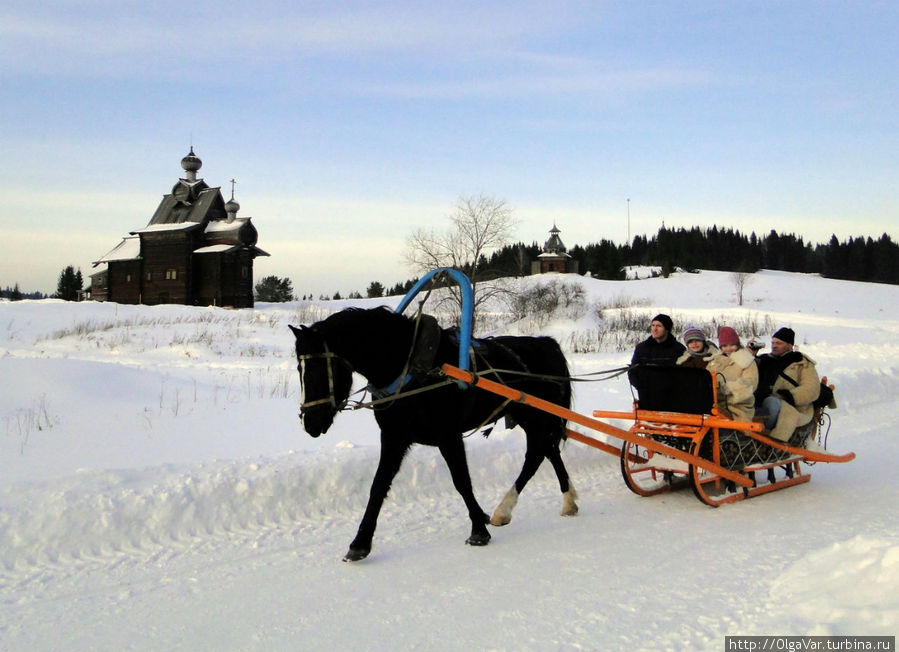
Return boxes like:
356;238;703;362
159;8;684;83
1;270;897;651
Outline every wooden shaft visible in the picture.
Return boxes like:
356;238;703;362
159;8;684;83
441;364;754;487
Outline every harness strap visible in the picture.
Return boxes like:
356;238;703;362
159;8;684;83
298;344;349;412
350;377;457;410
465;365;631;385
367;304;437;400
465;398;513;438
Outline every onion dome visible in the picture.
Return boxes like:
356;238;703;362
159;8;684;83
181;147;202;174
225;197;240;214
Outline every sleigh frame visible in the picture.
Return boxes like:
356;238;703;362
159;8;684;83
441;363;853;507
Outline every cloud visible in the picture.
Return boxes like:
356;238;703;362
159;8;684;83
350;63;711;101
0;3;575;73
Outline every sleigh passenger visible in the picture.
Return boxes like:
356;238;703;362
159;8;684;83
676;324;719;369
629;314;687;397
630;314;686;367
705;326;758;423
754;327;820;442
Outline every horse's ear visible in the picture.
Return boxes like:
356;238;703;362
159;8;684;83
288;324;305;338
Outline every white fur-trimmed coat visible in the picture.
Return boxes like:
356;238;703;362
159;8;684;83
706;347;759;422
766;352;820;441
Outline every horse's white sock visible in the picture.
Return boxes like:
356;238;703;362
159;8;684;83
490;486;519;526
561;484;579;516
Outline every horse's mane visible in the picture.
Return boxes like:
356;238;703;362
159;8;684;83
319;306;417;341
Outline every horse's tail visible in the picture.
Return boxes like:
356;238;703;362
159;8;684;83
553;338;572;412
541;336;572;439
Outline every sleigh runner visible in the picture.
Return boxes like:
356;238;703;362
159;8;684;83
440;362;854;507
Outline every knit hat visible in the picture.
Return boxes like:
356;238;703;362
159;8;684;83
772;327;795;345
682;324;705;344
652;313;673;332
718;326;740;348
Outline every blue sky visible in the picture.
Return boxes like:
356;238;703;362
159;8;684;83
2;1;897;296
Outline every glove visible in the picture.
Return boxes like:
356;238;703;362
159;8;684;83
777;389;795;406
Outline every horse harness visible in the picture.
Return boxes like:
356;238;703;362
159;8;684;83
297;314;629;418
297;339;354;414
297;315;452;416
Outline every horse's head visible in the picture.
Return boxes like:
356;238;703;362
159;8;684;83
289;324;354;437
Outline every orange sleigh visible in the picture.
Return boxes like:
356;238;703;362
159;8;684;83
441;363;854;507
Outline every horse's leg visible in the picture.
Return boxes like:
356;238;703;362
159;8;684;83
344;437;409;562
491;424;578;525
490;429;546;526
546;442;578;516
437;437;491;547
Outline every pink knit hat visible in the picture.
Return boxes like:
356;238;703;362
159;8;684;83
718;326;740;348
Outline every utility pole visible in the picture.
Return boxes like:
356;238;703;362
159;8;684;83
627;198;631;246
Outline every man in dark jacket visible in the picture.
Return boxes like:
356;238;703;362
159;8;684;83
631;314;686;366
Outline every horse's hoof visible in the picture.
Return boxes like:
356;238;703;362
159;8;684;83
490;513;511;526
466;533;491;547
342;547;370;562
561;488;579;516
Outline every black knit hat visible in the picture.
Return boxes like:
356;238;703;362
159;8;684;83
772;327;795;345
652;314;673;333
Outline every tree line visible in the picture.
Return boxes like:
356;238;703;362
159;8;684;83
6;227;895;304
1;265;80;301
487;227;899;285
259;227;898;302
0;285;47;301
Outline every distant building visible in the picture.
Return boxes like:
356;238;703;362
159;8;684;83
531;224;578;275
90;149;268;307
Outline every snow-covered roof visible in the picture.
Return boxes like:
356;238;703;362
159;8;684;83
194;244;240;254
131;222;201;234
205;218;248;235
92;235;141;266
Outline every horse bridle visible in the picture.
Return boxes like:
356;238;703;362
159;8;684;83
297;339;354;414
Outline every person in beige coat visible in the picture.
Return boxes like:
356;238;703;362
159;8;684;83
754;327;821;442
706;326;758;423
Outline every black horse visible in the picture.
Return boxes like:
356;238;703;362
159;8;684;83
289;306;577;561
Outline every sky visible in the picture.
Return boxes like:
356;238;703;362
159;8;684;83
2;1;897;297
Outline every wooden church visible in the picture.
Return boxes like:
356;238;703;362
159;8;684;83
90;149;268;308
531;224;578;275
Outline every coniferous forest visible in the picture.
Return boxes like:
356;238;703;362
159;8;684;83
3;228;896;303
488;228;899;285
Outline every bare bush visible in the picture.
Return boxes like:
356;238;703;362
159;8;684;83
292;303;337;327
512;280;587;327
5;394;57;453
707;313;776;340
